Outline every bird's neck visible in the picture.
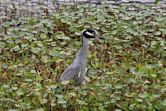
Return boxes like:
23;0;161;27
76;37;89;58
81;36;89;53
73;37;89;64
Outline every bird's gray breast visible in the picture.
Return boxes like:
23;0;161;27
73;53;87;77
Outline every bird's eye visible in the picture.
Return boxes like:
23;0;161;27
85;31;94;36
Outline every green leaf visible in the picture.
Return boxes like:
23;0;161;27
41;55;48;63
21;43;29;48
8;109;19;111
0;42;6;48
35;108;45;111
31;47;40;53
155;31;161;36
138;92;148;99
40;33;47;39
154;0;159;4
150;73;157;78
12;46;20;52
162;99;166;106
16;89;24;96
2;63;9;69
23;97;31;108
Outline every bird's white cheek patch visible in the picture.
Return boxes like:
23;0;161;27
78;71;81;78
85;31;94;36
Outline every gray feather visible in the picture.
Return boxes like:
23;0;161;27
59;65;81;81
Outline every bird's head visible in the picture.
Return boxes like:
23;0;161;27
82;29;103;40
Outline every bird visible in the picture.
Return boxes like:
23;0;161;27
59;28;102;84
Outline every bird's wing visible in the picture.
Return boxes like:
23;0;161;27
59;65;81;82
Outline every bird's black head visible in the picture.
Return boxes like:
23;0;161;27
83;29;97;39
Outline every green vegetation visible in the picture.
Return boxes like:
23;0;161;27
0;3;166;110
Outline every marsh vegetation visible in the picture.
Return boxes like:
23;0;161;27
0;2;166;110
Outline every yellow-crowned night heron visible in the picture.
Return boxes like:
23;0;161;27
59;29;101;84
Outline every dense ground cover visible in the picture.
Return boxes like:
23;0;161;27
0;3;166;110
